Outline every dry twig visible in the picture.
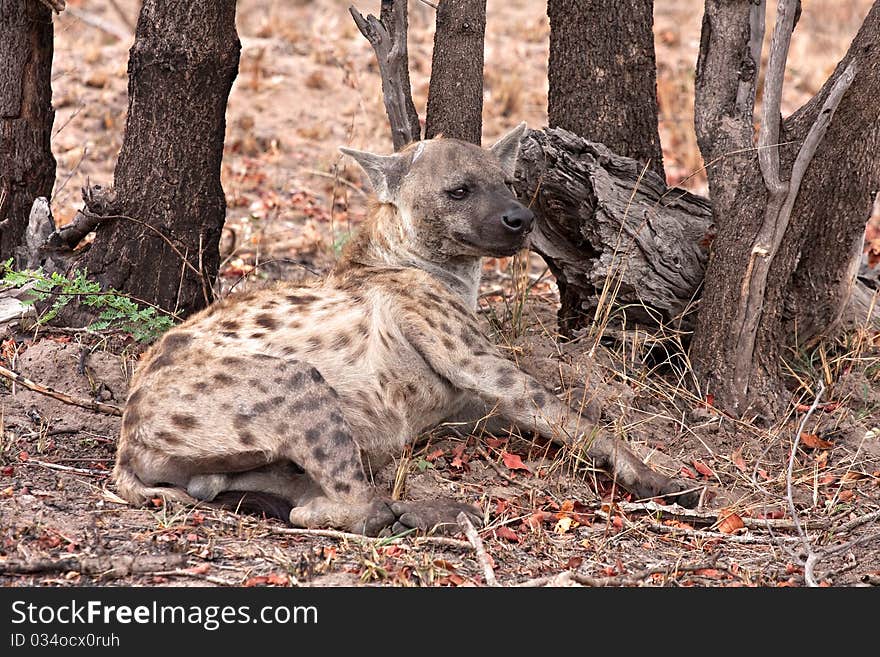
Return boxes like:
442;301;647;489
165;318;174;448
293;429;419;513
0;553;186;578
270;526;472;551
0;364;123;416
457;511;498;587
518;560;720;587
67;7;131;42
25;458;109;478
787;380;825;586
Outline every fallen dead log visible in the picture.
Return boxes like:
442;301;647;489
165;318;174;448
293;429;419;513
515;127;878;336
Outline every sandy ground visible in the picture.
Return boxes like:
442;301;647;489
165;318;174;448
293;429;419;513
1;0;879;587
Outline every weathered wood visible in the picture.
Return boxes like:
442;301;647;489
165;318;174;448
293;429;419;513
350;2;421;150
516;127;712;334
515;127;878;339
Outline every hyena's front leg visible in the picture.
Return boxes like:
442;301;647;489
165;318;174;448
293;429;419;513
410;323;698;506
488;359;698;506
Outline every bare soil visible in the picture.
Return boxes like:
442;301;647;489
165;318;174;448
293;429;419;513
1;0;879;587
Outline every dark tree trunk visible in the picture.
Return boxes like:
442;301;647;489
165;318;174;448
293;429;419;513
777;5;880;345
425;0;486;144
0;0;56;264
690;0;880;416
77;0;240;317
548;0;664;180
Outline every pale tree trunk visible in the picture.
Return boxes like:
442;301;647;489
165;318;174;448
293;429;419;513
351;0;421;150
76;0;240;317
548;0;664;180
0;0;56;263
425;0;486;144
690;0;880;416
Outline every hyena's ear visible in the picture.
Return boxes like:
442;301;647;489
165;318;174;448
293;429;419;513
339;147;412;204
490;122;527;178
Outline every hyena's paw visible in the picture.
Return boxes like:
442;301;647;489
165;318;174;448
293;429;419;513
632;470;701;508
388;499;483;536
289;496;397;537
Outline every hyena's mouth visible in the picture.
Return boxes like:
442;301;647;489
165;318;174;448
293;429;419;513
452;233;529;257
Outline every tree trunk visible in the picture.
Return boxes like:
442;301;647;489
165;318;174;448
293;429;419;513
77;0;240;317
425;0;486;144
690;0;880;416
0;0;56;264
548;0;664;180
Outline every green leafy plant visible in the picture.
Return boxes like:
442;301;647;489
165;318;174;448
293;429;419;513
1;258;175;342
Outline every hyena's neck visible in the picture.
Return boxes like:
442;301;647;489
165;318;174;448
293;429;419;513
335;201;482;308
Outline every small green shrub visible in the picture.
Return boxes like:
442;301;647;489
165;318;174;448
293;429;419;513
1;259;176;342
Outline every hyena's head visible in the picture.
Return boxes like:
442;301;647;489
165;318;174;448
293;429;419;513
341;123;533;259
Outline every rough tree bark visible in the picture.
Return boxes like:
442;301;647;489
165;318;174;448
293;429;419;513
0;0;56;264
691;0;880;416
76;0;240;317
516;128;712;334
514;127;876;340
548;0;665;180
424;0;487;144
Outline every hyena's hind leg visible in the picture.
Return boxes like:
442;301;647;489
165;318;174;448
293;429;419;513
213;357;396;535
118;353;395;534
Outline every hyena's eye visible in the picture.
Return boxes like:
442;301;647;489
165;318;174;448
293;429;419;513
447;186;469;200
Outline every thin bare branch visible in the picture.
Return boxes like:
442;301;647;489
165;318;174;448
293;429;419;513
67;7;131;42
778;61;858;244
757;0;798;194
457;512;498;587
517;560;720;587
0;553;186;577
0;364;123;416
107;0;135;32
270;525;472;550
349;3;420;150
786;380;824;587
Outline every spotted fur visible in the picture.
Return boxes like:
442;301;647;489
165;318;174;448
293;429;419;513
113;125;694;536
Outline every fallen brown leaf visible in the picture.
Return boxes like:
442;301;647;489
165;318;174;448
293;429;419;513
425;448;444;461
523;511;547;530
717;510;745;534
494;526;521;543
501;451;530;473
731;446;747;473
800;433;834;450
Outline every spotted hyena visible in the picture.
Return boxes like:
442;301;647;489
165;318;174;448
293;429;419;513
113;124;696;535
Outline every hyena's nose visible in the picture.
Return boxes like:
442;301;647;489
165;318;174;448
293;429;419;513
501;205;534;234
